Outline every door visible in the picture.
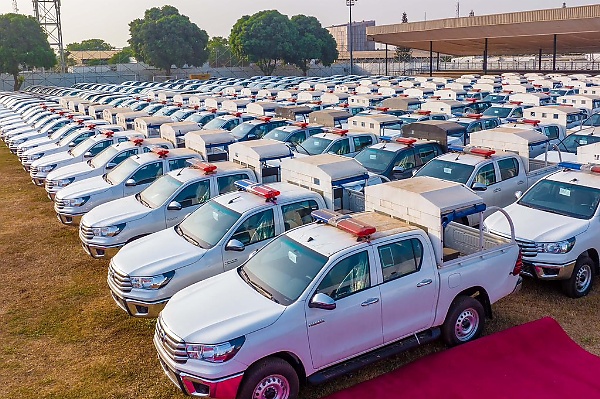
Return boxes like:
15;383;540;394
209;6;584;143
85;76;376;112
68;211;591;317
165;179;211;228
221;208;276;271
306;250;383;369
494;157;524;207
376;237;438;343
123;161;163;196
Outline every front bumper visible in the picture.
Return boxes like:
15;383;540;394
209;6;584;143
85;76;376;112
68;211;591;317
109;289;168;318
521;259;576;281
31;175;47;186
81;241;122;259
56;211;84;225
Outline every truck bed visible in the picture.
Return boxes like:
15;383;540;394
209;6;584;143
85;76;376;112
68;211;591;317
442;221;513;264
527;159;560;176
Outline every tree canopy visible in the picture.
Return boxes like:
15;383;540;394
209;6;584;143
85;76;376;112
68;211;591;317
66;39;114;51
128;5;209;75
108;47;134;64
0;13;56;90
289;15;338;76
229;10;298;76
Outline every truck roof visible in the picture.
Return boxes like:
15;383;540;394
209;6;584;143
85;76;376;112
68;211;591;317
546;168;600;187
169;161;250;182
285;211;419;257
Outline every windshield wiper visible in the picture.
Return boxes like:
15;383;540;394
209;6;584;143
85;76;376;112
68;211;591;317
135;193;151;208
102;174;113;185
239;268;279;303
175;225;201;247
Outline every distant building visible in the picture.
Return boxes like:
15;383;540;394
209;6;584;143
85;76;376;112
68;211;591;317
327;20;376;54
67;50;120;66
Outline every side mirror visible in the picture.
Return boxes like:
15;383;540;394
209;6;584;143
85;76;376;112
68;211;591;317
392;165;406;174
309;293;336;310
225;239;245;252
247;133;256;139
105;162;116;170
167;201;182;211
83;151;93;158
125;178;136;187
471;182;487;192
515;190;523;200
68;142;76;148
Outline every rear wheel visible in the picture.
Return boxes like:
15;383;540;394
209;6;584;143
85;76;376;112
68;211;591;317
237;357;299;399
562;256;594;298
442;296;485;346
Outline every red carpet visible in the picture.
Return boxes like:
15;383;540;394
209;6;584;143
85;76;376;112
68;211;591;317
325;317;600;399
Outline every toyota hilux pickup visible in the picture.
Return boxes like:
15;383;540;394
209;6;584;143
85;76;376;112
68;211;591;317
153;176;522;399
54;147;201;224
107;154;380;318
45;137;174;199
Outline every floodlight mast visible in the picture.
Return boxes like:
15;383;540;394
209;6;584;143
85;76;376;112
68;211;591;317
32;0;66;73
346;0;357;75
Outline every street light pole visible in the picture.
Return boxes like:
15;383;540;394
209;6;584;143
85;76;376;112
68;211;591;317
346;0;357;75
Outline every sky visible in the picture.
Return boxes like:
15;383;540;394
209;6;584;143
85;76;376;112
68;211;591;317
1;0;598;48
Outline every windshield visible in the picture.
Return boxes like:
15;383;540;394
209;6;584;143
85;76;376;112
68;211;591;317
139;174;183;209
203;117;227;130
50;124;75;140
171;109;191;121
415;159;475;184
519;179;600;219
354;147;397;173
583;114;600;127
186;114;211;124
91;146;119;168
70;137;96;157
483;94;506;103
550;89;569;96
105;157;140;185
263;127;290;141
240;235;328;305
296;136;332;155
58;131;82;146
558;134;600;153
230;123;255;139
131;103;149;111
483;107;512;118
177;200;241;248
398;116;419;124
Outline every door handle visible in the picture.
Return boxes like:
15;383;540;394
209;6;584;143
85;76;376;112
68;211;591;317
224;259;237;265
361;298;379;307
517;180;525;185
417;279;433;288
493;188;501;193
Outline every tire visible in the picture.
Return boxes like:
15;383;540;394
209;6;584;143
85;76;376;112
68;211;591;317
441;296;485;346
237;357;299;399
562;256;594;298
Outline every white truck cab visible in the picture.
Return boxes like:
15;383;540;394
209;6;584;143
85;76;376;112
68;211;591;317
54;147;202;224
153;177;521;399
483;103;525;122
294;129;378;158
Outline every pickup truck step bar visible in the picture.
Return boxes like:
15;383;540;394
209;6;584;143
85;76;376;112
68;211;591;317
307;327;441;385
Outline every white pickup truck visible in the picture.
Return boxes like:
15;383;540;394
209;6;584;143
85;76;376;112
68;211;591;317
153;177;522;399
415;128;561;225
54;147;202;224
44;137;174;199
107;154;381;318
485;150;600;298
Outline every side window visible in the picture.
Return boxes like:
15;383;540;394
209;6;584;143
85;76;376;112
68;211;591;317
168;157;192;171
111;149;137;165
353;135;373;152
473;162;497;186
544;126;560;140
89;140;112;156
512;108;523;118
394;149;416;170
468;122;482;133
230;209;275;246
308;128;323;137
378;238;424;282
417;145;438;165
173;180;211;208
315;251;371;300
498;157;519;181
483;119;499;129
217;173;252;194
288;131;307;145
281;200;319;231
131;161;163;184
328;138;350;155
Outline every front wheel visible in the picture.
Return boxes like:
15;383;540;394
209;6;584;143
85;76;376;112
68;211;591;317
441;295;485;346
237;357;299;399
562;256;594;298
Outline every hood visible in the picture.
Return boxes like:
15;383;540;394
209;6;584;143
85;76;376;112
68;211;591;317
8;130;43;142
111;227;205;276
56;175;111;200
23;142;58;157
18;137;52;150
6;125;34;136
82;195;150;227
32;151;72;168
533;151;576;163
46;162;93;181
161;270;285;344
485;203;590;242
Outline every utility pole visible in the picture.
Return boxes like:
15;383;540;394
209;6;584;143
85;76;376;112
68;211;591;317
32;0;66;73
456;1;460;18
346;0;357;75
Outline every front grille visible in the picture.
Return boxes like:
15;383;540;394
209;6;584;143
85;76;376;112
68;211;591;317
30;165;38;174
55;198;66;210
516;239;538;258
156;317;188;363
80;222;94;240
45;180;55;190
108;262;132;293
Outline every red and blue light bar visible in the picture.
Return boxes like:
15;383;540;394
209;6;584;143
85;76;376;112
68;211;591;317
312;209;376;240
234;179;280;202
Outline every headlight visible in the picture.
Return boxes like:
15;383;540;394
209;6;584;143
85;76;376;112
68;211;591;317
535;237;576;254
131;270;174;289
64;196;90;207
185;336;245;363
91;223;126;237
54;177;75;187
38;164;57;173
29;153;44;161
11;138;25;145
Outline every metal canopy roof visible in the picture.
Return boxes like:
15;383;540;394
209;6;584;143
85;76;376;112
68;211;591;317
367;5;600;56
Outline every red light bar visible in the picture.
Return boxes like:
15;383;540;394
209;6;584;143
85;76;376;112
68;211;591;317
188;159;217;174
256;116;272;122
471;89;481;92
340;103;349;108
161;100;167;104
522;119;540;126
209;108;217;113
103;130;115;137
467;114;483;119
430;96;441;100
509;101;523;105
502;90;513;94
250;184;280;200
465;98;478;103
288;98;297;102
175;103;183;107
193;105;200;110
416;110;431;115
292;122;308;128
467;147;495;158
376;107;389;111
311;100;322;105
591;166;600;174
395;137;417;146
327;128;349;136
337;218;377;239
131;137;144;146
151;147;169;157
565;85;575;89
230;112;242;117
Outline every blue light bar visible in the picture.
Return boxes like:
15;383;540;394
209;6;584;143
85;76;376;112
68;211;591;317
505;117;518;123
441;203;487;228
234;179;255;191
379;135;393;142
447;145;465;153
311;209;351;224
558;162;582;170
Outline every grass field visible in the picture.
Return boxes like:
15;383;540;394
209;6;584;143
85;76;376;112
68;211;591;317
1;141;599;399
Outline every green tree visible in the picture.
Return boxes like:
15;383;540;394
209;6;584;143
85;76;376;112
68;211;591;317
207;37;242;68
230;10;298;75
129;5;209;76
66;38;114;51
289;15;338;76
108;47;134;64
0;13;56;91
